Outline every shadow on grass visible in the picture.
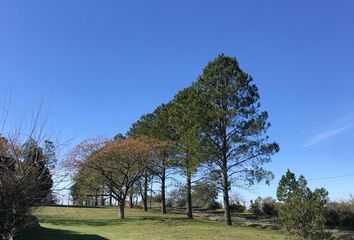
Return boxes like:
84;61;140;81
247;223;281;230
15;209;215;240
126;215;211;226
38;214;205;228
15;224;107;240
41;218;120;227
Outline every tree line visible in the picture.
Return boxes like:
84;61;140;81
67;54;279;225
1;54;350;240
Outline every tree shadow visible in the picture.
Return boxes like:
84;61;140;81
15;224;108;240
126;215;207;225
41;218;120;227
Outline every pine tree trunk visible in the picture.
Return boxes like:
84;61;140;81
222;168;232;225
221;114;232;226
161;165;167;214
186;172;193;219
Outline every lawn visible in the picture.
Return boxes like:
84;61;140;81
16;206;286;240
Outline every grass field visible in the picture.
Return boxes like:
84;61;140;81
16;206;286;240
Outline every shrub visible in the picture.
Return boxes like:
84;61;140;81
326;201;354;230
261;197;279;216
249;198;263;218
277;170;330;240
152;193;162;203
176;198;187;208
166;198;173;208
229;202;246;213
205;200;222;210
167;187;186;208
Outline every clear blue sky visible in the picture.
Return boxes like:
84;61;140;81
1;0;353;202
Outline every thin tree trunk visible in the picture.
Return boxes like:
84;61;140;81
161;164;166;214
149;176;153;209
129;194;133;208
119;203;125;219
222;167;232;225
143;172;148;211
101;191;105;206
186;172;193;219
94;192;98;206
109;189;113;206
109;179;113;206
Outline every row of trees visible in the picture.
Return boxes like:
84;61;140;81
68;54;279;225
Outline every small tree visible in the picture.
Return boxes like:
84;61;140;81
249;197;263;218
261;197;278;216
82;137;164;219
66;137;110;206
71;164;105;206
277;170;330;240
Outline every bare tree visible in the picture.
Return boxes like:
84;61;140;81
0;136;56;240
0;102;60;240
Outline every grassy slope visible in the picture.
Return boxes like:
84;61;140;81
16;206;285;240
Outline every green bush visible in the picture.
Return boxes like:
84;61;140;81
249;198;263;218
152;193;162;203
205;200;222;210
326;201;354;230
229;202;246;213
261;197;279;216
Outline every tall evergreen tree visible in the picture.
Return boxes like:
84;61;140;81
169;86;210;219
196;54;279;225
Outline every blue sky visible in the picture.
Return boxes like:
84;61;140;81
1;0;353;202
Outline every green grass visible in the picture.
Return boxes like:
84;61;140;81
16;206;286;240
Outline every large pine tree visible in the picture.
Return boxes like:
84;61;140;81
196;54;279;225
